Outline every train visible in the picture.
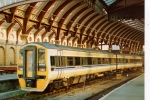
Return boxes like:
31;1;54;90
17;42;142;92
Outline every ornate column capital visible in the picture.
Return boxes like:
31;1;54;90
77;44;83;48
55;40;60;45
20;34;28;44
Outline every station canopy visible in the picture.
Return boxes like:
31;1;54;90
0;0;144;52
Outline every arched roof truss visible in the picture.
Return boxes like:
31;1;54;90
0;0;144;54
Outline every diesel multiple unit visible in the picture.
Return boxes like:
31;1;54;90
17;42;142;92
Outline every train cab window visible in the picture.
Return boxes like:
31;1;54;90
38;49;46;71
19;51;23;64
19;52;23;60
18;50;23;71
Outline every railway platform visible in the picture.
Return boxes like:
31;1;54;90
0;74;17;81
99;74;144;100
0;90;27;100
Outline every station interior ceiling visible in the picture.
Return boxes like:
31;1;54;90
0;0;144;54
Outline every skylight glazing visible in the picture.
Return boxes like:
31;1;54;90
103;0;116;6
0;0;23;8
121;19;144;32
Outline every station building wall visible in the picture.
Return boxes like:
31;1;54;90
0;27;22;66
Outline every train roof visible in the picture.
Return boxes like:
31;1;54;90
26;42;111;54
26;42;140;56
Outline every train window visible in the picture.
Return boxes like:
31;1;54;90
19;53;23;60
82;57;87;65
103;58;108;64
56;56;64;67
18;50;23;68
119;58;122;63
50;56;55;66
109;58;111;64
123;59;126;63
38;49;46;71
126;59;128;63
87;57;92;65
98;58;101;64
92;58;96;64
101;58;103;64
75;57;80;65
67;57;73;66
111;58;115;64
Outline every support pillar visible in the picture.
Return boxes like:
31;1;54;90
108;43;112;52
120;49;123;53
109;48;112;52
129;51;132;54
86;45;91;49
94;46;99;50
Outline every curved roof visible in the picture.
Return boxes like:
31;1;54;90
0;0;144;53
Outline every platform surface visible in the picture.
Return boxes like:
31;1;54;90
0;74;17;81
99;74;144;100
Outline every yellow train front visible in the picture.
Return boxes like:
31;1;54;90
17;43;50;91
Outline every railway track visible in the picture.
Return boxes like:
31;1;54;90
4;71;142;100
6;74;116;100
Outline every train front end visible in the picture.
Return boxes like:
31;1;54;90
17;44;50;92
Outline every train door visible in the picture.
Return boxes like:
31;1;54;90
56;50;64;78
23;46;37;87
26;50;33;78
56;50;63;67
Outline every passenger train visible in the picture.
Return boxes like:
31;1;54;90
17;42;142;92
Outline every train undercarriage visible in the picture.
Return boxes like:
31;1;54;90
45;67;142;92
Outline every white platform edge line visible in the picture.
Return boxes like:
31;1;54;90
99;74;144;100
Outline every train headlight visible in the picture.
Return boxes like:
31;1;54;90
39;68;46;71
18;66;23;71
